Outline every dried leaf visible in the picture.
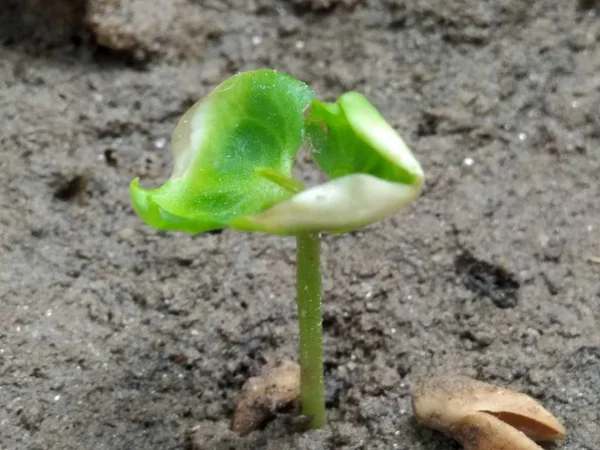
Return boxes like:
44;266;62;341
232;360;300;436
412;376;566;450
453;412;546;450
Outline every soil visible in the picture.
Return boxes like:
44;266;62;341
1;1;599;449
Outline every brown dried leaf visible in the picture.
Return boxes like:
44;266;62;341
232;360;300;436
453;412;547;450
482;411;565;442
412;376;566;450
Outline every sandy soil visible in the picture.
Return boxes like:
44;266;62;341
1;1;599;449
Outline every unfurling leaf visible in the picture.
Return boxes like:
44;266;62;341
131;70;424;236
130;69;315;233
231;92;424;235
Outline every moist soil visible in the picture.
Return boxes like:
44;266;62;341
1;1;599;449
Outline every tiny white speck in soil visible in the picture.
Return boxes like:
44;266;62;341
154;138;167;149
518;132;527;140
463;157;474;166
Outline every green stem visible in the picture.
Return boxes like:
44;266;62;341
255;167;305;193
296;232;326;428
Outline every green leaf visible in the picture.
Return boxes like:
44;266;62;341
307;92;423;185
232;93;424;235
130;69;315;233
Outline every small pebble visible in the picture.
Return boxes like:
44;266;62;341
118;228;135;242
153;138;167;149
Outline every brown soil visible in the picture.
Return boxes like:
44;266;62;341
1;1;599;449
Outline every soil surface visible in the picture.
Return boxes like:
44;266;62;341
1;1;599;449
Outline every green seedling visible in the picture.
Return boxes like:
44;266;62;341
130;69;424;429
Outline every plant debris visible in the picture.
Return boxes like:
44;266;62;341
232;360;301;436
412;375;566;450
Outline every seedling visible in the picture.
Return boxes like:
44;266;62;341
130;69;424;429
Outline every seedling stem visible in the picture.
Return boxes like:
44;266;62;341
296;232;326;428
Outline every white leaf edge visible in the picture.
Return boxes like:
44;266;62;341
339;92;424;182
235;173;424;235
